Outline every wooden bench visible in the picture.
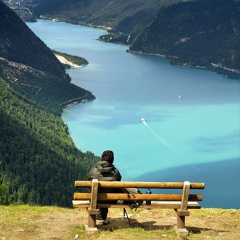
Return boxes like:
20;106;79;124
73;180;205;236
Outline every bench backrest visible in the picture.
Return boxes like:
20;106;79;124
74;180;204;210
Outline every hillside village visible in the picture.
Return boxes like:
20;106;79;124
3;0;35;21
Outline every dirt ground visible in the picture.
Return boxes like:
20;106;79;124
0;206;239;239
103;208;240;239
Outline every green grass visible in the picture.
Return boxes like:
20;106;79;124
0;205;239;239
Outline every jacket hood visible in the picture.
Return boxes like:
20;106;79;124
96;161;115;173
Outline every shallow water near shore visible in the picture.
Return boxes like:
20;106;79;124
27;20;240;209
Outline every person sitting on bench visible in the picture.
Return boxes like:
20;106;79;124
87;150;122;225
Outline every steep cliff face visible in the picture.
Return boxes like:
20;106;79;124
0;1;95;113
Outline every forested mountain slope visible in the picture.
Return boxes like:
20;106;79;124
0;1;95;114
32;0;182;44
0;2;99;207
31;0;240;79
130;0;240;79
0;78;99;206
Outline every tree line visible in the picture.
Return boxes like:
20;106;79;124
0;78;99;207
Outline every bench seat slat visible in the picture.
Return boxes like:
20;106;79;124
72;200;201;209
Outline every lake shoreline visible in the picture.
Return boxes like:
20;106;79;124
127;49;240;80
29;19;240;209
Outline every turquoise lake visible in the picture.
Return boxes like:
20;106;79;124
27;20;240;209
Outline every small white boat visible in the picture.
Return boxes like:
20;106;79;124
140;118;146;123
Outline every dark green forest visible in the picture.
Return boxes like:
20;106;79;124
0;1;99;207
0;78;99;206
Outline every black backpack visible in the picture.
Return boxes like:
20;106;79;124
122;188;143;210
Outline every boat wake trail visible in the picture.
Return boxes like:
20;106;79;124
141;118;171;148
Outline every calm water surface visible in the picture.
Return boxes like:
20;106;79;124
27;20;240;209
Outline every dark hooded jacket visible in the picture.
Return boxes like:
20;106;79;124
87;160;122;182
87;160;122;200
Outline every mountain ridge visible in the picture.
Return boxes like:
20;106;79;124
29;0;240;79
130;0;240;79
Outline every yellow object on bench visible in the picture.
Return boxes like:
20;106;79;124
73;180;205;236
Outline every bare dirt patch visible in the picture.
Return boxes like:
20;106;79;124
0;206;239;239
54;54;81;68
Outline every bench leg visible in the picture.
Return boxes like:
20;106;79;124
177;215;185;228
85;208;98;233
174;209;189;236
88;214;96;228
